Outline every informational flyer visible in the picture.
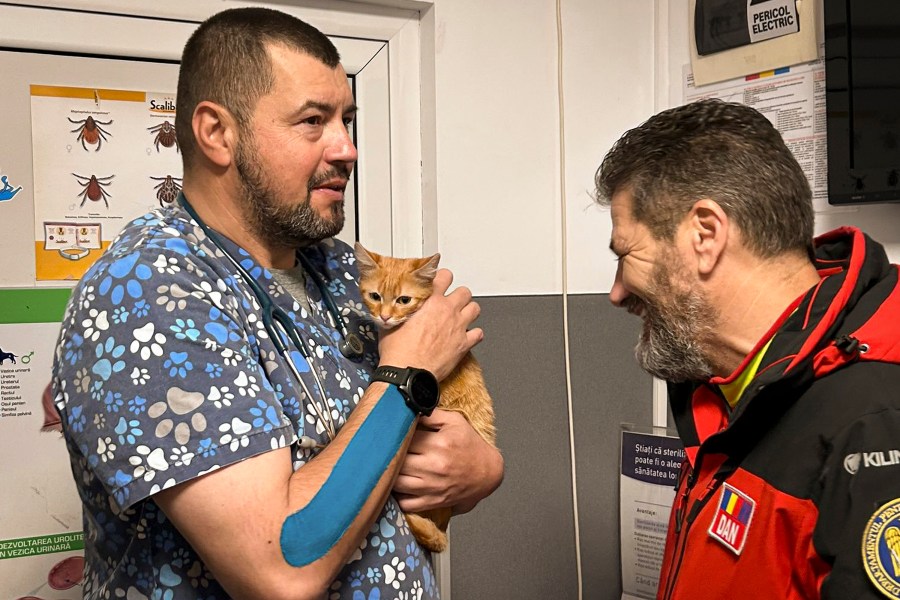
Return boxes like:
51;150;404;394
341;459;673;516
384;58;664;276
683;58;830;213
0;289;85;599
31;85;181;281
620;430;684;600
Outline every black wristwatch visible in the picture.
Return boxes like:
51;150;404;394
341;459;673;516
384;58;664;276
372;366;440;416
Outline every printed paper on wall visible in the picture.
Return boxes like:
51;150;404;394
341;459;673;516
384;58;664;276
31;85;182;281
683;57;833;214
620;429;683;600
0;289;84;599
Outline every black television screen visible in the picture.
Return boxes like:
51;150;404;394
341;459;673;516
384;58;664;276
824;0;900;205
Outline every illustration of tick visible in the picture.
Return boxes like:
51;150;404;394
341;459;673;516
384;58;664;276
68;116;113;151
151;175;183;207
148;121;178;152
73;173;114;208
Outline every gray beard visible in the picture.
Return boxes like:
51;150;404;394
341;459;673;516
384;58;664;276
235;138;346;248
635;298;714;383
630;261;715;383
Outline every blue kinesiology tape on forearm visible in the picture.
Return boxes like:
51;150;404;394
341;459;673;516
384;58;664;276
280;384;414;567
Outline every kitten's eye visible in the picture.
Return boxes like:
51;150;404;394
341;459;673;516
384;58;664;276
368;292;381;302
396;296;412;305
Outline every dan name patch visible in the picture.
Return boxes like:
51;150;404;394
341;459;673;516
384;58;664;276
708;483;755;555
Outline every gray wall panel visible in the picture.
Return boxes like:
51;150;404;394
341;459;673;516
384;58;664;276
569;295;653;598
448;294;653;600
449;295;578;600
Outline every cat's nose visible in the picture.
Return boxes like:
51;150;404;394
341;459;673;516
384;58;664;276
380;313;391;324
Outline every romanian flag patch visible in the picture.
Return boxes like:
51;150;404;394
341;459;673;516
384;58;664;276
708;483;756;555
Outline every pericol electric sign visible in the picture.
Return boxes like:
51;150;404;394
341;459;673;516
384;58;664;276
748;0;799;44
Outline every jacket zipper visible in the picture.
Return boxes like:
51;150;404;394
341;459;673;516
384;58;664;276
662;467;726;600
661;464;696;600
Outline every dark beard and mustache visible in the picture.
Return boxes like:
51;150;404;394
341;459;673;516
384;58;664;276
624;257;716;383
235;134;350;248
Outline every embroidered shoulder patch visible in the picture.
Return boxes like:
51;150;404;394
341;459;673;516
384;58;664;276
707;483;755;555
862;498;900;598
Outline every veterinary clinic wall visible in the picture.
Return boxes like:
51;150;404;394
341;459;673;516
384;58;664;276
440;0;900;297
432;0;657;297
427;1;655;598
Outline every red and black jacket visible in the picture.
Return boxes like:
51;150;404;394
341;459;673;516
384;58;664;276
658;227;900;599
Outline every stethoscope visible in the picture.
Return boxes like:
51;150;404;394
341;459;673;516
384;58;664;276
178;194;365;445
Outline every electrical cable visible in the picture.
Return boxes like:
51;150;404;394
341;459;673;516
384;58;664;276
555;1;584;598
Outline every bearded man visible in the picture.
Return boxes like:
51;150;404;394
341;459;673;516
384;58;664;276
51;8;502;599
596;98;900;599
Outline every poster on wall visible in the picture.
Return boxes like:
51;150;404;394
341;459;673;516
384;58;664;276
620;429;683;600
0;289;85;598
31;85;182;281
683;57;831;214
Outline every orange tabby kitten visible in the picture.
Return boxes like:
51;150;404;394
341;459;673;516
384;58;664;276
354;242;497;553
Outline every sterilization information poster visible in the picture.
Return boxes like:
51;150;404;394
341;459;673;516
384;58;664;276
620;430;683;600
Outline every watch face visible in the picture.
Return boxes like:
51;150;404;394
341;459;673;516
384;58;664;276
410;370;439;408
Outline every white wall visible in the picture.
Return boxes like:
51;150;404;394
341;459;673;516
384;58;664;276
431;0;561;297
434;0;900;298
433;0;900;298
430;0;656;297
560;0;657;295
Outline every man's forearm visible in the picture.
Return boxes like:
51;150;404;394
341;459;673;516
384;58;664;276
283;383;417;566
155;381;419;600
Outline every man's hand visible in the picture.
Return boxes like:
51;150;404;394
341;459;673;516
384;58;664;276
393;409;503;515
377;269;483;380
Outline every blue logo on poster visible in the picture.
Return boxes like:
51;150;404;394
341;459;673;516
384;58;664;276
0;174;22;201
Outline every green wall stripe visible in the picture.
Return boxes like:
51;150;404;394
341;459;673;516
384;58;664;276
0;532;84;560
0;288;71;324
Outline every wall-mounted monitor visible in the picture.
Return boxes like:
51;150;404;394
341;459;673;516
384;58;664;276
824;0;900;205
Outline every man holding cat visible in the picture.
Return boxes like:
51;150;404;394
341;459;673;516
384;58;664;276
596;98;900;598
51;7;503;600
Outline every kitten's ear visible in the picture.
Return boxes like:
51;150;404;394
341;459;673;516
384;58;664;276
354;242;380;275
414;253;441;282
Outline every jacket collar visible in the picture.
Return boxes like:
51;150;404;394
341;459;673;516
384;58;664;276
670;227;893;462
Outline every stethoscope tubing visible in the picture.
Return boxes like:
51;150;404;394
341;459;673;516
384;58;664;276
178;193;347;442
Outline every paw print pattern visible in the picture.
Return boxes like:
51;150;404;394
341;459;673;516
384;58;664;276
53;209;434;598
148;386;208;445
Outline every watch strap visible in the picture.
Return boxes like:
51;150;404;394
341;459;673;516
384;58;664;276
372;366;406;386
371;365;439;416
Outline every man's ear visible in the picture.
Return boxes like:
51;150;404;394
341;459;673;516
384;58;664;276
686;199;729;276
191;101;239;169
